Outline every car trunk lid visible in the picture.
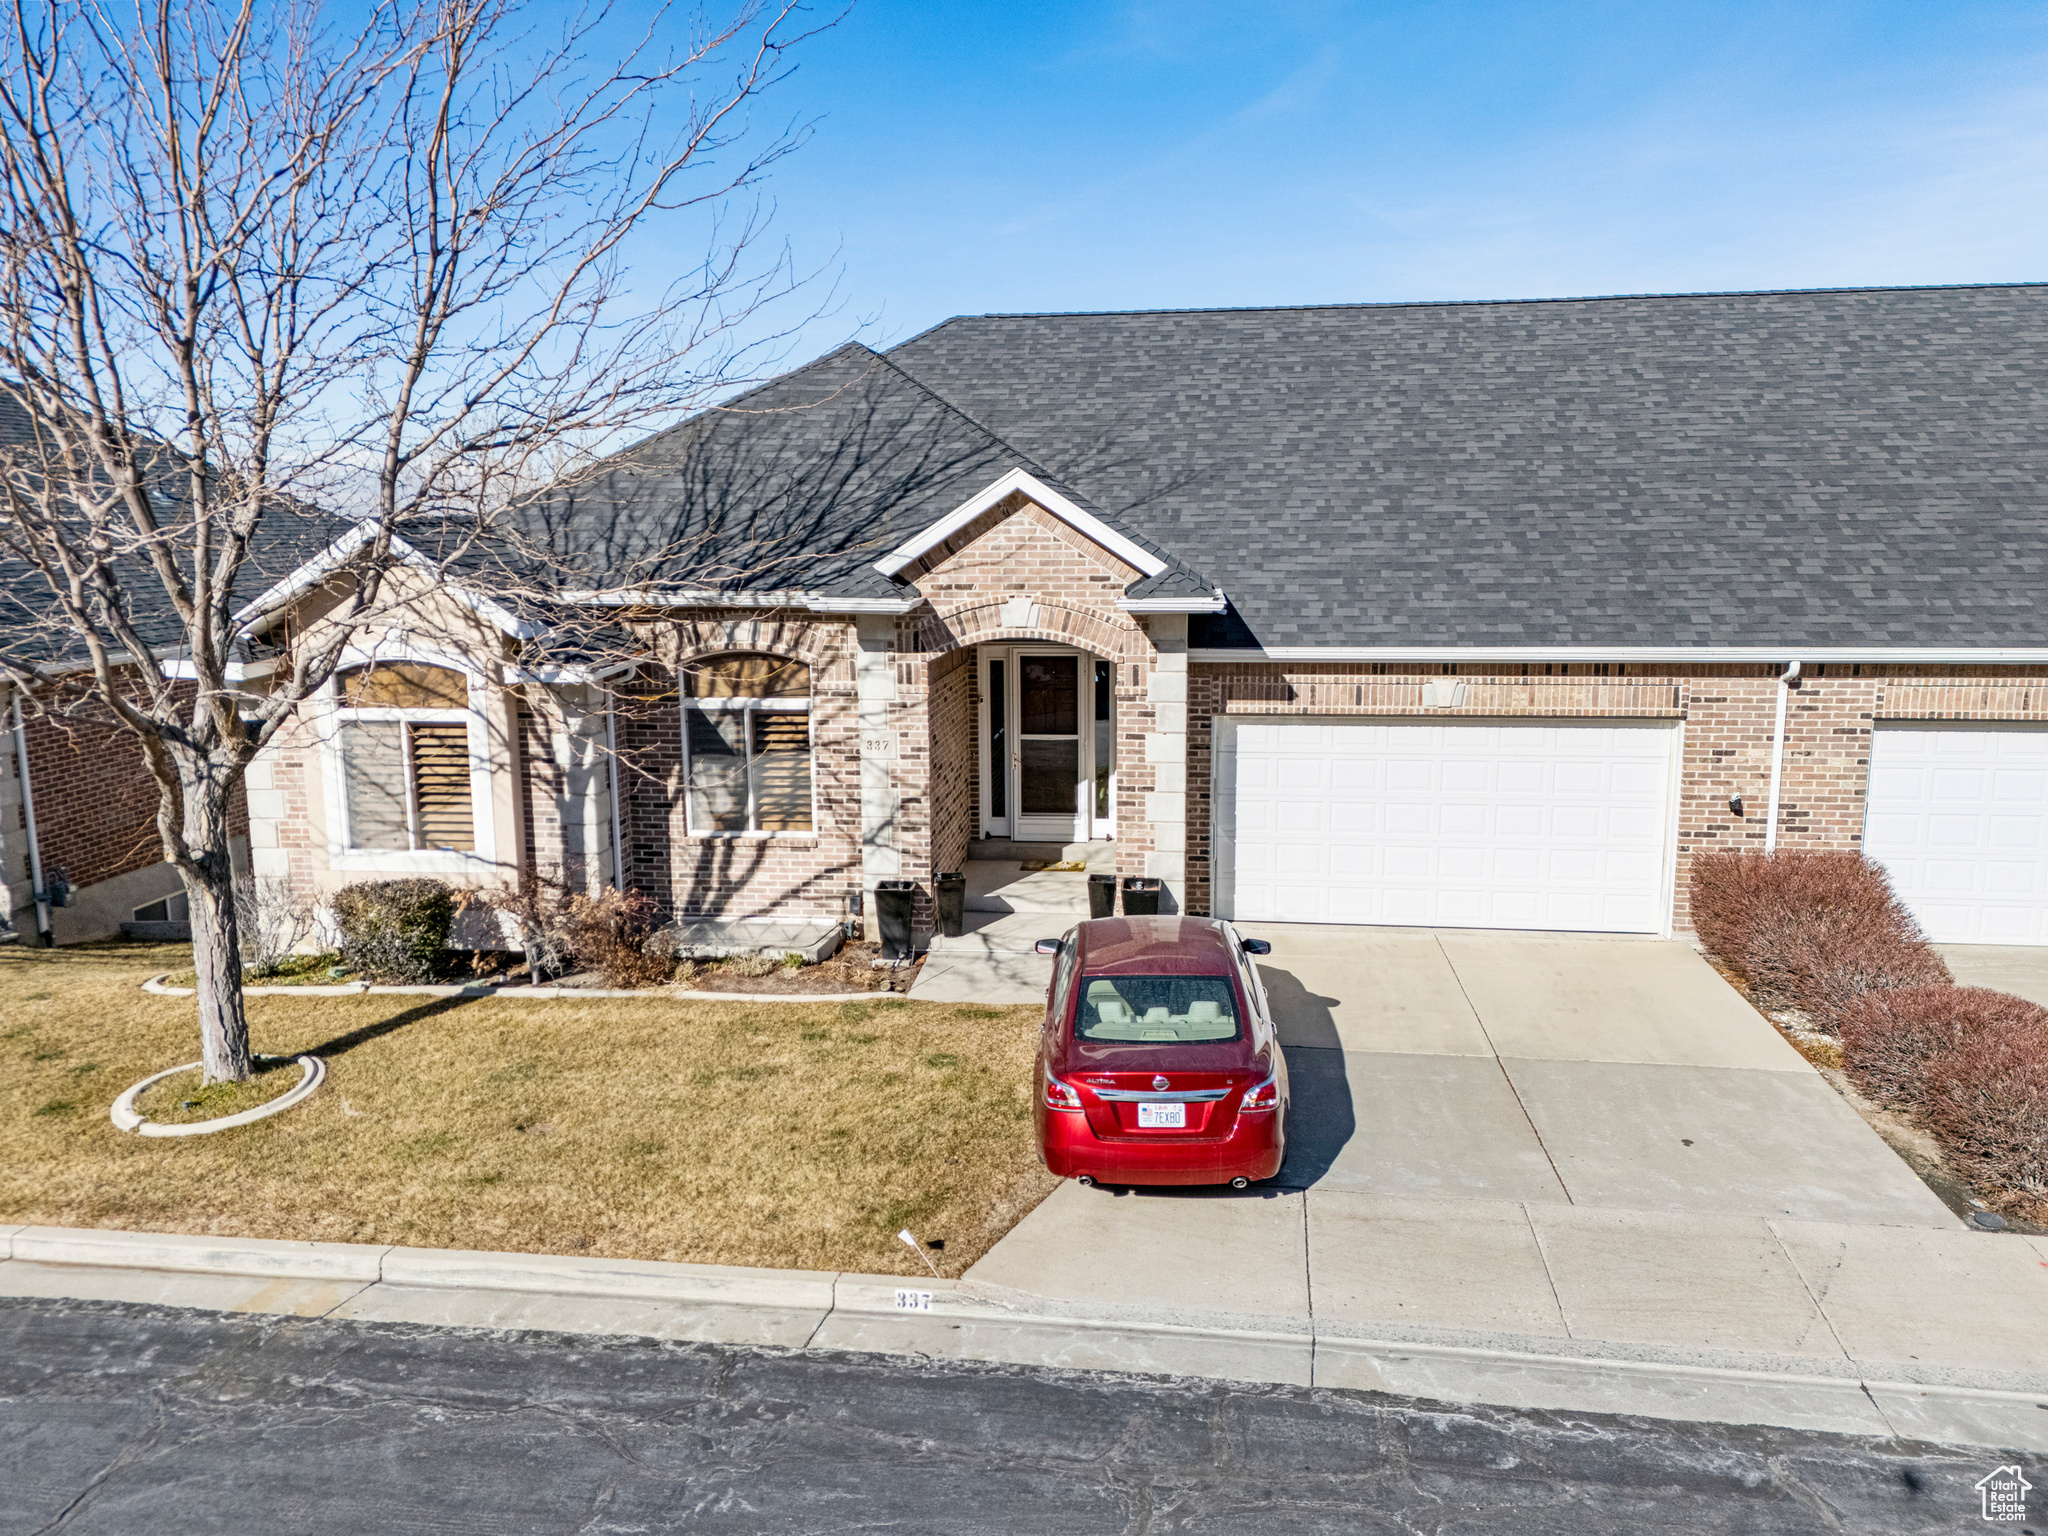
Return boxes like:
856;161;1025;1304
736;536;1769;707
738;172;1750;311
1072;1068;1247;1140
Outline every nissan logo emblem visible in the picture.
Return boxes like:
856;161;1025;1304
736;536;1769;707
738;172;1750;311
1151;1075;1170;1091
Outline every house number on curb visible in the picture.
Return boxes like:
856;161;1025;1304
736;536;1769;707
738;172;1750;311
893;1289;933;1312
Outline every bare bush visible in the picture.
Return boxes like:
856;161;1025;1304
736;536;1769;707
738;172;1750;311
234;874;320;976
1840;986;2048;1111
563;888;674;990
1688;851;1950;1031
1923;1023;2048;1205
487;874;670;989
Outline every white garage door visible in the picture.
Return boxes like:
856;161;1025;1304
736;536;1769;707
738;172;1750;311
1864;725;2048;945
1214;718;1678;933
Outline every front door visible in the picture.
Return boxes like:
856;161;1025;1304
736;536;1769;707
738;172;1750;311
1017;652;1082;841
980;646;1113;843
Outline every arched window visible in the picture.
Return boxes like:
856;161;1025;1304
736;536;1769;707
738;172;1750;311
683;653;812;833
336;662;476;851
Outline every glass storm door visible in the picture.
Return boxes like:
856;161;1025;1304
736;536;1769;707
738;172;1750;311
982;646;1112;843
1016;652;1083;840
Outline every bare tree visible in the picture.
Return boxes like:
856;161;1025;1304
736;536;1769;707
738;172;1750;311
0;0;836;1081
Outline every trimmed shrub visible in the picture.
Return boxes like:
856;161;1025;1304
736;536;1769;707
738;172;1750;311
332;878;456;983
1840;986;2048;1112
1688;851;1950;1032
1922;1022;2048;1202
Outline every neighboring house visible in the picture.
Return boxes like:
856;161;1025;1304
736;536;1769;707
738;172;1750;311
0;396;346;943
240;283;2048;949
0;684;249;945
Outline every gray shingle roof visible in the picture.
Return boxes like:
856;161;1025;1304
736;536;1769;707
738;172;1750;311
522;343;1211;604
886;283;2048;650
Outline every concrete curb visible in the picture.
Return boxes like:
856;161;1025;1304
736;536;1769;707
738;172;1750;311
139;972;911;1005
108;1055;326;1138
4;1224;2045;1448
8;1227;385;1282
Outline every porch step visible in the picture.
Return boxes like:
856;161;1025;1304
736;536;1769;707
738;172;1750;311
963;861;1095;915
926;910;1078;956
968;838;1115;869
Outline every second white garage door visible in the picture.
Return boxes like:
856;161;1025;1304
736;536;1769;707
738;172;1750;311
1213;718;1680;933
1864;724;2048;945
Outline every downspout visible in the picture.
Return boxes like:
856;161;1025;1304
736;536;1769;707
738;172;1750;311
605;704;624;892
1763;661;1801;854
11;694;51;946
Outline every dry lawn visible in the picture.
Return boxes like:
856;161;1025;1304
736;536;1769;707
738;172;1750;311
0;942;1056;1278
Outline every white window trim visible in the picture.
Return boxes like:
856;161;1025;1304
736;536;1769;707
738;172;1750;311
679;665;818;839
318;644;499;872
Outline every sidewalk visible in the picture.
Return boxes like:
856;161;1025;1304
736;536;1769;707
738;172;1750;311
4;1215;2045;1451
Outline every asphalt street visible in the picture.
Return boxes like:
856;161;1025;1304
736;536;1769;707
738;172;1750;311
0;1296;2024;1534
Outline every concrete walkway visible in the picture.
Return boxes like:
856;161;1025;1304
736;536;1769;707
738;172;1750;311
964;1184;2048;1446
910;844;1111;1003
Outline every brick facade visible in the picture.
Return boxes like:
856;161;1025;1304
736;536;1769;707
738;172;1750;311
907;495;1163;893
4;673;249;937
1186;658;2048;934
234;490;2048;951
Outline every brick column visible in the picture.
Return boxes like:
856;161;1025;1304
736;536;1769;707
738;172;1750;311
855;614;901;939
1144;614;1188;913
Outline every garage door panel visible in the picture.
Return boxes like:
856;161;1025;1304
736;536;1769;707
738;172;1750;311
1866;726;2048;945
1276;759;1325;795
1218;718;1676;935
1994;771;2047;803
1552;806;1600;839
1440;804;1487;837
1991;817;2042;848
1985;861;2043;895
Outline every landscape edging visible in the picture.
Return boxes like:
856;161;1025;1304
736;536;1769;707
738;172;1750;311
140;973;908;1005
109;1056;326;1138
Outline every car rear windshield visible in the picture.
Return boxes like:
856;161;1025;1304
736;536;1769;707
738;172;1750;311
1075;975;1240;1043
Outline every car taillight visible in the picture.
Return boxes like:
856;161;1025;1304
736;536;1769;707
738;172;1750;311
1044;1074;1083;1111
1240;1071;1279;1112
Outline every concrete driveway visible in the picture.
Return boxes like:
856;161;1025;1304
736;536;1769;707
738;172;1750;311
1257;926;1953;1224
1939;944;2048;1009
969;926;1968;1380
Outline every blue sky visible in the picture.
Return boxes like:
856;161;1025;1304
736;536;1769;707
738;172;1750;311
657;0;2048;360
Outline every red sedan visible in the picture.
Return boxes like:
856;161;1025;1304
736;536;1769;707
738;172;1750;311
1032;916;1287;1190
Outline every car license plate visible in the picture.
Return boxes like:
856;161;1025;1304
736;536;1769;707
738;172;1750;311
1138;1102;1185;1129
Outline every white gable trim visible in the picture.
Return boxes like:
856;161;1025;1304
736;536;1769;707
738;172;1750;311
871;466;1168;580
233;521;537;640
1118;591;1228;614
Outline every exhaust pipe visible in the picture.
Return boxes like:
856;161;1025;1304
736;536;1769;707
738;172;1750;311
1229;1176;1250;1190
1076;1174;1096;1188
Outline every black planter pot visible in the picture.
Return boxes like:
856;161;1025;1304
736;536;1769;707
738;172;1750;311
935;871;967;938
1088;873;1117;919
876;879;916;959
1120;876;1162;917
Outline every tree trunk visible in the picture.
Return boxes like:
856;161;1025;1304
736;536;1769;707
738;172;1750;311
183;797;252;1085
